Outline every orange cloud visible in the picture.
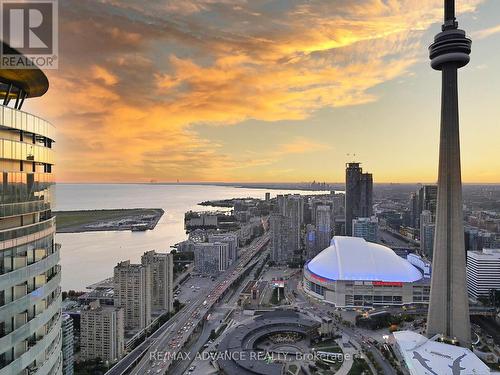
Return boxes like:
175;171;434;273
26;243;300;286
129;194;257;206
27;0;485;183
276;138;331;155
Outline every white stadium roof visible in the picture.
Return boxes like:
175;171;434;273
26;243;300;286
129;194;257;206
306;236;423;283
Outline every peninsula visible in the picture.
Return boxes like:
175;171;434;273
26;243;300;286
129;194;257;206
54;208;164;233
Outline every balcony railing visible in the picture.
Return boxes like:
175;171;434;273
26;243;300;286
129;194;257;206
0;312;61;375
0;105;55;141
0;217;55;242
0;292;61;350
0;200;51;218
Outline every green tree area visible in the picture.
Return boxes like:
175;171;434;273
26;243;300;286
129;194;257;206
170;249;194;275
348;357;373;375
270;287;285;305
74;358;110;375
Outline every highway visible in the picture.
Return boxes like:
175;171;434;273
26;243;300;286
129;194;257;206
128;233;270;375
293;272;398;375
342;326;397;375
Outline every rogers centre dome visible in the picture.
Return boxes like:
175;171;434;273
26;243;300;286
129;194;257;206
303;237;430;308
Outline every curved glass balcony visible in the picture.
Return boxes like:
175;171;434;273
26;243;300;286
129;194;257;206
0;200;51;218
0;267;60;321
0;172;54;204
0;312;61;375
0;217;55;242
0;139;54;164
34;338;62;375
0;248;60;289
0;292;61;349
0;106;55;141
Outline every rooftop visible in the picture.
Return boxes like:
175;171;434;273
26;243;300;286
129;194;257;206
468;249;500;260
393;330;491;375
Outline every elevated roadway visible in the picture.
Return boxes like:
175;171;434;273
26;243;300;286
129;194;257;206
107;233;270;375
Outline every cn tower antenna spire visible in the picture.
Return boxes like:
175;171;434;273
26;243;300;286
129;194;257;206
444;0;458;30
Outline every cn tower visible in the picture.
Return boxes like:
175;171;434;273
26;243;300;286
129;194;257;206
426;0;472;347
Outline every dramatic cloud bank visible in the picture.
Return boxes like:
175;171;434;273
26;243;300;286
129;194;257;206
29;0;484;182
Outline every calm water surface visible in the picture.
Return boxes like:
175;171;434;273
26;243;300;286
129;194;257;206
56;184;329;290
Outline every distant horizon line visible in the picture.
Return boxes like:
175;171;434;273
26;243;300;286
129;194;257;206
55;181;500;186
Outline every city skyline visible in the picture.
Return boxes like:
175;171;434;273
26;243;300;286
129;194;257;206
24;0;500;184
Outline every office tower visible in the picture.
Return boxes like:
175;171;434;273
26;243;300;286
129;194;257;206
80;301;125;362
305;224;317;259
466;249;500;300
464;227;494;251
269;213;292;264
360;174;373;215
276;195;286;214
421;224;436;260
409;192;419;228
419;210;434;256
193;242;229;275
208;233;239;263
331;193;345;217
345;162;373;236
276;194;304;252
426;0;472;346
265;192;271;201
141;251;174;313
0;45;63;374
418;185;438;217
352;217;379;243
61;314;74;375
114;261;151;330
316;205;332;252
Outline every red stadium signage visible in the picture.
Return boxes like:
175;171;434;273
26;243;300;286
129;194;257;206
373;281;403;287
309;273;329;283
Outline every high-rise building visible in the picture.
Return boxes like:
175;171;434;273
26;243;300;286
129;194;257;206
269;213;292;264
208;233;239;263
466;249;500;300
464;226;495;251
193;242;229;275
418;185;438;218
426;0;472;347
0;45;63;374
80;301;125;362
276;194;304;252
61;314;74;375
409;192;419;228
419;210;434;257
316;205;332;252
305;224;317;259
141;251;173;313
352;217;379;243
331;193;345;218
345;163;373;236
421;224;435;260
114;261;151;330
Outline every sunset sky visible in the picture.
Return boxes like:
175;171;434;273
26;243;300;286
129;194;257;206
26;0;500;183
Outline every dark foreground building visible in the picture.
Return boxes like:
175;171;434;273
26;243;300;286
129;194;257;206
0;44;63;373
345;162;372;236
